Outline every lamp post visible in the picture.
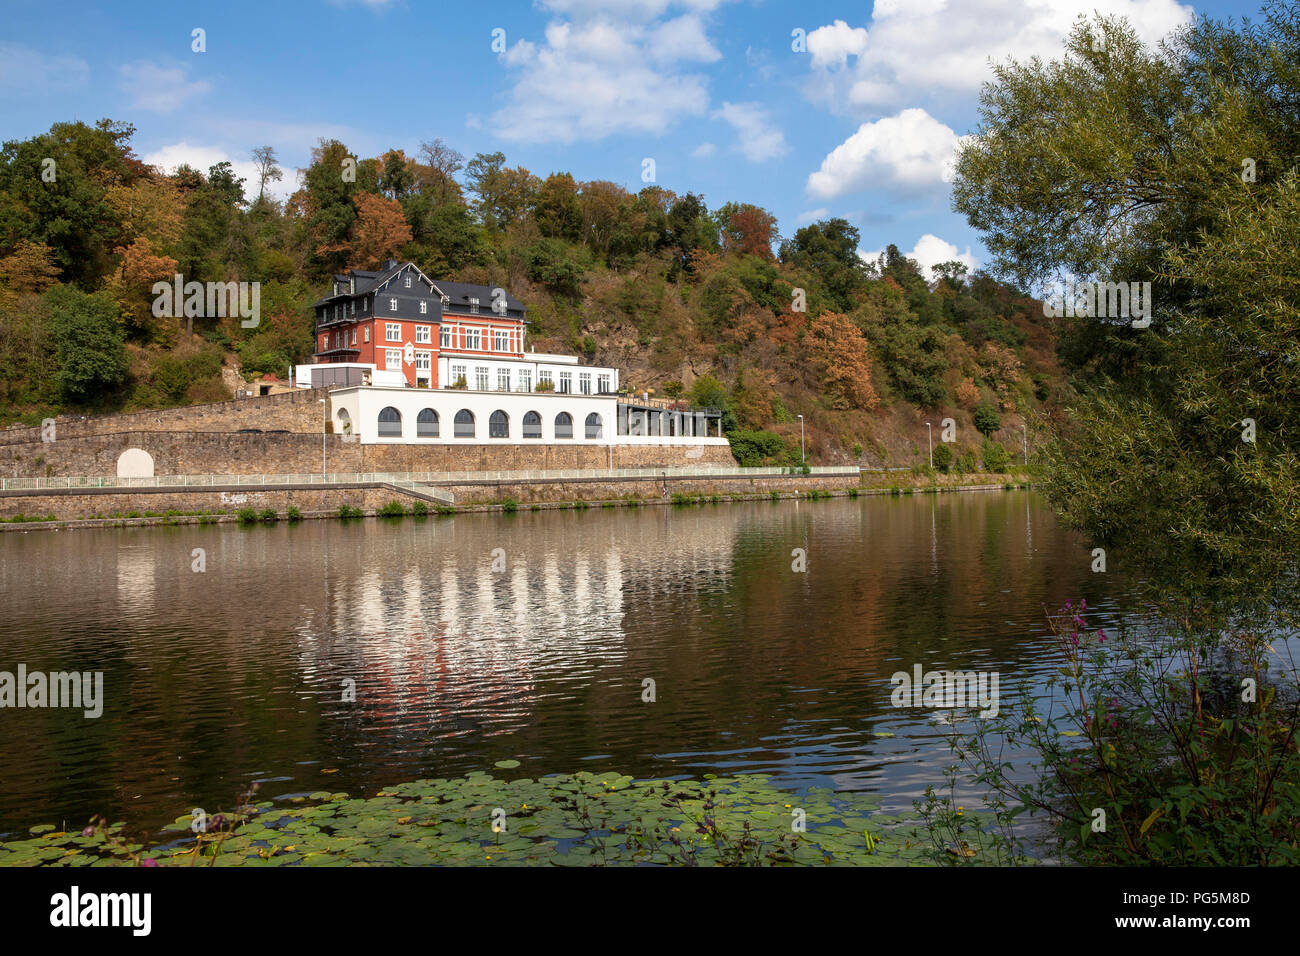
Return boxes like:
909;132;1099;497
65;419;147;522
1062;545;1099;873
925;422;933;469
1022;423;1028;465
797;414;805;464
319;398;327;481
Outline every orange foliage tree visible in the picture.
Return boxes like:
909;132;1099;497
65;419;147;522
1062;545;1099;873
805;312;879;410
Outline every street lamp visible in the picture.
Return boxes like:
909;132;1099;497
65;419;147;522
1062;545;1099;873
925;422;933;469
797;414;805;464
319;398;327;481
1022;423;1028;466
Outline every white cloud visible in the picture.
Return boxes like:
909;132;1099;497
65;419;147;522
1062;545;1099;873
861;234;979;281
807;108;965;199
120;62;211;113
488;3;725;142
692;142;717;158
797;207;830;223
804;0;1194;110
713;101;788;162
0;44;88;95
143;143;298;203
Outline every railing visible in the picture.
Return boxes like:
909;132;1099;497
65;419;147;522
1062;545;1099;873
0;464;862;491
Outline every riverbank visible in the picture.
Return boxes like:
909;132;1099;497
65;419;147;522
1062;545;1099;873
0;470;1031;532
0;769;993;866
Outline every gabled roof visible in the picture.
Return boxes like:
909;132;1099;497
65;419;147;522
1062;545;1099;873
312;263;527;315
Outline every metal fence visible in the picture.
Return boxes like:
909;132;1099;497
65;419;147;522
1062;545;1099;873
0;464;863;491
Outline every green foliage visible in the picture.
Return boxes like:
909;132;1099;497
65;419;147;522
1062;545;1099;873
411;500;428;517
981;439;1010;473
501;497;518;513
378;500;405;517
286;506;302;521
727;429;788;466
932;443;953;472
973;402;1001;437
337;504;364;519
45;285;128;403
237;508;257;525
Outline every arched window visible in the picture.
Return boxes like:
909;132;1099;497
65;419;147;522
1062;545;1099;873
335;408;352;437
417;408;439;438
489;410;509;438
378;406;402;437
522;411;542;439
554;411;573;439
454;409;475;438
585;412;602;439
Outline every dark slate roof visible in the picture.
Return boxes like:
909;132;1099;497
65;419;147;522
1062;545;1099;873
431;281;525;315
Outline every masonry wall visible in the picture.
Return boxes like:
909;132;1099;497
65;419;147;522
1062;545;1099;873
0;388;329;445
0;430;736;478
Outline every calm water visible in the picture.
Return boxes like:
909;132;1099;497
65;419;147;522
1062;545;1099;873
0;492;1129;838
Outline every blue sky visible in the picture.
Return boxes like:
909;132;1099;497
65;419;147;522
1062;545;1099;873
1;0;1250;282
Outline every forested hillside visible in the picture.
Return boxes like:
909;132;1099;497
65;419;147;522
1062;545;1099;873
0;120;1065;466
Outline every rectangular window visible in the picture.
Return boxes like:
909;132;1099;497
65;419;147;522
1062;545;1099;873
451;364;466;386
419;300;428;314
351;329;357;345
320;335;327;350
441;327;453;348
538;370;553;388
598;374;610;393
404;275;412;288
475;366;489;391
518;369;531;392
415;351;431;371
387;323;401;342
350;300;356;315
469;297;480;314
465;328;481;350
559;371;572;394
385;349;402;370
579;372;592;395
364;326;370;343
416;325;431;344
494;330;509;351
389;297;397;312
497;368;510;391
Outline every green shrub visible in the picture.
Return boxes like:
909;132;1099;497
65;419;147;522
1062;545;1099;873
954;450;979;474
259;508;277;523
237;508;257;525
671;492;691;506
337;504;363;519
412;501;428;517
982;439;1011;473
529;504;541;512
573;500;589;510
286;506;302;521
890;486;901;496
435;505;455;516
932;443;953;473
728;429;790;467
974;402;1001;437
501;498;519;513
379;501;405;517
769;490;780;501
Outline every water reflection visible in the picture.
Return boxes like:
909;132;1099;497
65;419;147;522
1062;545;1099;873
0;492;1128;837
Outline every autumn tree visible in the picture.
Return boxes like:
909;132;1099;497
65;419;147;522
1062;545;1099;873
348;192;412;270
716;202;777;260
805;311;879;410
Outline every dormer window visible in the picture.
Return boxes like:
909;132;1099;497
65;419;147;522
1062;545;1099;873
469;297;480;314
389;297;397;312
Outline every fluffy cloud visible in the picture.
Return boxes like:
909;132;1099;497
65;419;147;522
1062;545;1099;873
804;0;1194;111
119;62;210;113
807;108;965;199
488;4;724;142
713;102;788;162
861;234;979;281
0;44;88;95
142;143;298;203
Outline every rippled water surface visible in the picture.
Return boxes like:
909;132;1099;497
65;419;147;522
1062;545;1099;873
0;492;1130;837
